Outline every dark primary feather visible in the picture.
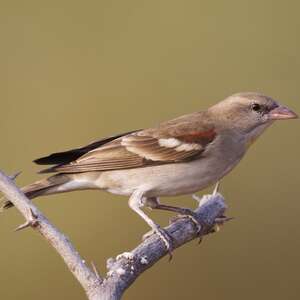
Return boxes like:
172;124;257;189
34;130;140;166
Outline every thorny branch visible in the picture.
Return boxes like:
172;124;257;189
0;170;230;300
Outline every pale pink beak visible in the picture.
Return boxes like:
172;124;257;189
268;105;298;120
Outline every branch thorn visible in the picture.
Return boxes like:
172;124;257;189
91;261;102;282
9;171;22;181
15;208;39;231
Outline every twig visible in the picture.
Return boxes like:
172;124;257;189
0;170;229;300
0;171;101;297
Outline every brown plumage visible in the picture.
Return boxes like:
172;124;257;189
36;111;216;174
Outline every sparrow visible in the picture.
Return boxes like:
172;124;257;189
2;92;298;253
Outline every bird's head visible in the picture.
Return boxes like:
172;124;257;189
209;92;298;148
210;92;298;140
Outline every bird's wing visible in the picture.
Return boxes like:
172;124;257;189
34;130;140;166
38;112;216;174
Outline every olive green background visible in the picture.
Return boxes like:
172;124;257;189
0;1;299;299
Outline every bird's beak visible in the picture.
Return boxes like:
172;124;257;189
268;105;298;120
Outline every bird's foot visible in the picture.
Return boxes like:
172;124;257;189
170;208;205;244
170;208;203;234
143;226;174;260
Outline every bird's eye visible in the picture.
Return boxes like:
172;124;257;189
251;103;262;112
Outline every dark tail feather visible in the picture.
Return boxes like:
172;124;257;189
1;174;70;210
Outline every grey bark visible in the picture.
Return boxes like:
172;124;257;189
0;170;229;300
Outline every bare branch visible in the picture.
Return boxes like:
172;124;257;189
0;171;101;297
100;192;228;299
0;170;229;300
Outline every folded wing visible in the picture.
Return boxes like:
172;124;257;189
36;112;216;173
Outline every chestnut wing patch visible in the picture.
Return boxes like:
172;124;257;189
176;128;216;144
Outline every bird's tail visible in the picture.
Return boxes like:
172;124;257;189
1;174;71;210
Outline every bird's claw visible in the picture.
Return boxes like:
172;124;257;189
170;209;205;246
170;209;202;234
143;226;174;260
155;226;174;260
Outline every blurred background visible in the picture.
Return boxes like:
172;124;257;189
0;1;299;299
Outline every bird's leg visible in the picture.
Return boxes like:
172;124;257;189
145;197;203;234
129;191;174;259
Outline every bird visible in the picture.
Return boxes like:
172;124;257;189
1;92;298;253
